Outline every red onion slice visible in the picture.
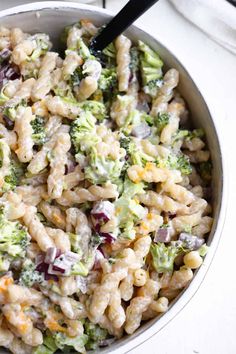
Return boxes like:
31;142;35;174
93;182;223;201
93;249;105;270
91;201;114;222
0;48;11;62
36;253;45;266
55;249;62;258
100;338;116;347
3;115;14;130
97;245;105;257
154;228;171;243
65;159;76;174
93;222;101;233
52;265;66;273
53;254;72;269
47;264;66;275
99;232;115;244
0;64;20;88
44;247;57;264
52;254;74;276
49;264;66;274
137;101;150;113
64;251;81;263
5;66;20;80
44;273;59;281
35;262;49;273
179;232;204;250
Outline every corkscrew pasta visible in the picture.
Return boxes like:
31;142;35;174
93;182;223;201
0;20;213;354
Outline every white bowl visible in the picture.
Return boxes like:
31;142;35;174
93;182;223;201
0;2;228;353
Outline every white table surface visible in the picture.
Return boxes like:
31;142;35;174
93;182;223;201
1;1;236;353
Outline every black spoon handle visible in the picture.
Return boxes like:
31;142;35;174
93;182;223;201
90;0;159;52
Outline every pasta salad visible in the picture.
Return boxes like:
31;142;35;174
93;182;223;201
0;20;213;354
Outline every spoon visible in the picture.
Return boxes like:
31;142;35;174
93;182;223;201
90;0;160;52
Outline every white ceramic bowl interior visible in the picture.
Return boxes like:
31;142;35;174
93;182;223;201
0;2;227;354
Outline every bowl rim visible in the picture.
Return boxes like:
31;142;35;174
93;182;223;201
0;2;228;353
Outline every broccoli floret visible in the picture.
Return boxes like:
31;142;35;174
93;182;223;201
70;261;89;276
121;109;153;133
54;332;88;353
172;129;189;143
85;147;124;184
143;79;163;97
123;178;146;198
30;34;51;61
70;66;83;87
0;84;10;106
115;179;146;237
3;171;18;191
70;111;96;141
32;346;55;354
156;153;192;175
99;68;117;92
129;139;153;166
198;244;208;257
101;42;116;67
19;259;44;287
102;42;116;59
0;214;29;257
70;111;98;154
138;40;163;96
130;47;140;78
142;112;154;126
98;68;117;108
176;155;192;175
155;112;170;135
138;41;163;69
199;161;212;181
3;159;24;192
69;233;84;256
0;140;24;192
77;37;91;59
111;94;136;128
78;101;107;121
43;336;58;352
120;109;141;133
3;100;27;121
0;209;30;271
186;128;204;141
120;135;153;167
150;242;182;273
182;224;192;234
53;84;75;101
172;128;205;145
31;116;46;146
120;220;136;240
69;234;94;275
166;153;192;175
84;320;108;350
127;139;142;166
33;335;58;354
119;135;131;151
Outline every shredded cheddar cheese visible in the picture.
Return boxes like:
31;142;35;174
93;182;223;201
0;276;14;303
44;310;66;333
